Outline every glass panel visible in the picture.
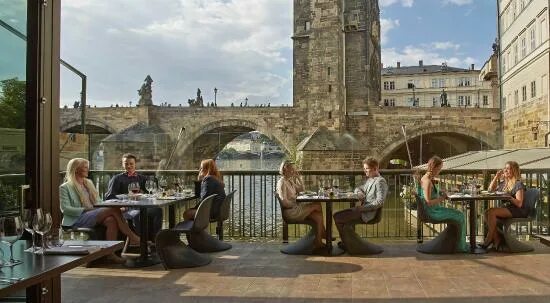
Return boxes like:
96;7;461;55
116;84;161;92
0;0;27;216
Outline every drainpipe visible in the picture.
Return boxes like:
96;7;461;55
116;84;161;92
341;0;347;119
496;0;504;148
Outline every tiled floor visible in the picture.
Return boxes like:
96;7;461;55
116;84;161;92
62;240;550;302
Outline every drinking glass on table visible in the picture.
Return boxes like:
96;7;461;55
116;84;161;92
22;209;37;253
128;182;141;195
48;227;65;247
158;177;168;194
33;210;52;254
0;216;24;266
145;178;156;196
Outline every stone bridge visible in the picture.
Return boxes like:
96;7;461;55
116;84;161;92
58;0;501;170
59;105;501;170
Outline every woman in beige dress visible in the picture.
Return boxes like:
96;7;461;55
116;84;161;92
276;160;326;249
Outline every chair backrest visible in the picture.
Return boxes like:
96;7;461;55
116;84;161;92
414;192;431;223
274;193;290;223
193;194;217;232
219;190;237;221
523;188;540;218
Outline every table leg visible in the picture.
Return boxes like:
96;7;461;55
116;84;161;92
469;200;486;254
125;208;160;267
326;201;333;254
169;204;175;228
324;201;344;256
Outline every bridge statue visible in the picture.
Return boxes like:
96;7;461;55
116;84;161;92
137;75;154;106
187;88;204;107
440;89;449;107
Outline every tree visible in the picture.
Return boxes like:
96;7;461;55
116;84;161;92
0;78;26;129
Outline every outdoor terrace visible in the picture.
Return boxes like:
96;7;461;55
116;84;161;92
62;240;550;303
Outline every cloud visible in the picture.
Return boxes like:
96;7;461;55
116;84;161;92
430;41;461;50
380;18;400;45
60;0;293;107
442;0;473;6
380;0;414;7
382;45;478;68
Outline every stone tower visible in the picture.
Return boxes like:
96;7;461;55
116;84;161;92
293;0;381;129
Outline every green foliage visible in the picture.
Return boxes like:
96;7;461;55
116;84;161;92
0;183;18;211
0;78;26;129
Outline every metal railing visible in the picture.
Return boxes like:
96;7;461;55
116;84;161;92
1;169;549;240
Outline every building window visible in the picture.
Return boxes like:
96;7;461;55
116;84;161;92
530;27;536;50
531;81;536;98
514;90;519;105
457;96;464;107
465;96;471;106
328;84;332;92
522;85;527;101
514;43;518;64
483;95;489;106
438;79;445;88
458;78;471;87
431;79;438;88
521;36;526;58
305;21;311;31
542;18;548;42
507;51;511;70
327;67;331;76
383;81;395;90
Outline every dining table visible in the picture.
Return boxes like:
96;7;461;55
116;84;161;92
448;192;511;254
0;240;123;302
94;193;197;267
296;192;358;256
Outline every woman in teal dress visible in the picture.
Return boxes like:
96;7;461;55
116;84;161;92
419;156;468;253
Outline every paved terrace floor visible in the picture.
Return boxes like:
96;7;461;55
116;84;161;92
62;240;550;303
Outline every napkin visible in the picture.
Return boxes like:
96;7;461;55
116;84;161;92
42;246;92;255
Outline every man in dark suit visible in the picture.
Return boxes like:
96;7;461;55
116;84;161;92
333;157;388;249
105;153;163;241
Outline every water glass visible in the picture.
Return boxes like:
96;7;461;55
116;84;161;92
128;182;140;195
0;216;24;266
48;227;65;247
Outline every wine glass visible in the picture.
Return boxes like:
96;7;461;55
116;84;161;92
173;177;181;193
22;209;37;253
0;216;24;266
332;179;340;196
33;211;52;254
145;178;156;196
128;182;140;195
158;177;168;193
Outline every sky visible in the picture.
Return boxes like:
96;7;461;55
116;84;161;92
1;0;497;107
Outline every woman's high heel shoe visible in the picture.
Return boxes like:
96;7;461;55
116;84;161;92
477;242;492;250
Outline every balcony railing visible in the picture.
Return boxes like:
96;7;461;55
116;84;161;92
2;169;549;240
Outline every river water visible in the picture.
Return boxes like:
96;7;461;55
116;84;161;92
209;157;417;240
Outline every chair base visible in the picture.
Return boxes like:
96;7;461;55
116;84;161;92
280;227;318;255
498;221;534;253
417;224;459;254
187;230;232;253
340;223;383;255
156;230;211;269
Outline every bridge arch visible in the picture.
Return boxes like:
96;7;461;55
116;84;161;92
378;124;496;168
60;119;116;134
172;119;290;169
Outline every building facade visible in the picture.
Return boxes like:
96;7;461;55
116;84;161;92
498;0;550;147
381;60;497;109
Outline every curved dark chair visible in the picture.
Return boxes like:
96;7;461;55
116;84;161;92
497;188;539;253
339;208;384;255
211;190;237;240
415;194;460;254
155;195;215;269
275;193;318;255
174;194;232;252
